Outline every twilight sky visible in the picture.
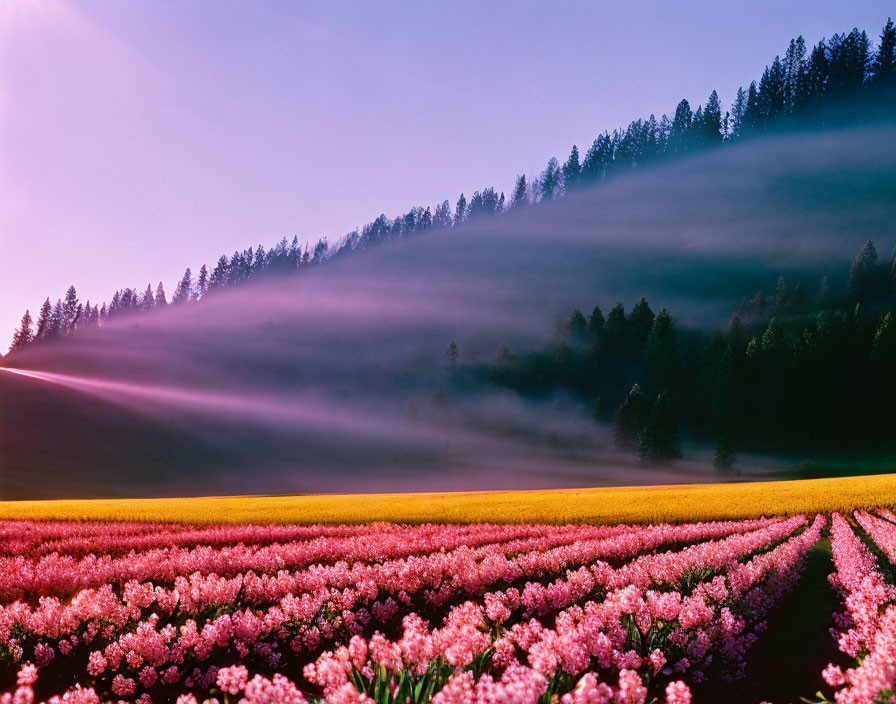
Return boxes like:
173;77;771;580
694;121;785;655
1;1;893;341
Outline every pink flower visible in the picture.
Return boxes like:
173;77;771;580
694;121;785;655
86;652;106;677
665;680;692;704
217;664;249;694
110;675;136;697
615;670;646;704
138;666;157;689
15;666;37;687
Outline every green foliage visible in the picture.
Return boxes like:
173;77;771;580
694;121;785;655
613;384;650;451
566;309;587;337
638;393;682;464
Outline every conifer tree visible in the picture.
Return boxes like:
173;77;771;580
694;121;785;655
141;284;155;311
775;275;789;310
873;18;896;86
432;200;452;228
638;393;682;464
730;87;747;138
803;41;830;105
173;268;193;304
613;384;650;451
49;299;64;337
154;282;168;306
209;256;230;290
9;310;33;352
702;90;722;144
35;298;53;340
744;81;760;132
196;264;209;300
511;175;528;207
605;303;628;356
846;239;881;302
562;145;581;192
566;309;587;337
538;158;561;201
628;298;655;352
783;37;807;112
669;99;693;152
454;194;467;225
61;285;79;333
643;308;678;389
587;305;605;337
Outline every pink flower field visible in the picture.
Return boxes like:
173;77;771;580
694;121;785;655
0;513;894;704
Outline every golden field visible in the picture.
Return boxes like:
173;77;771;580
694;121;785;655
0;473;895;525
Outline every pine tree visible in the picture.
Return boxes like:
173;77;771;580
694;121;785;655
538;158;561;201
173;268;193;304
873;312;896;360
605;303;628;356
758;56;786;125
61;285;79;333
873;18;896;86
196;264;209;300
35;298;53;340
744;81;760;132
702;90;722;145
9;310;33;352
628;298;655;352
643;309;678;390
587;305;605;337
669;99;693;152
775;275;789;310
141;284;155;311
613;384;650;451
803;40;830;105
582;135;611;183
638;393;682;464
454;194;467;225
783;37;807;112
846;239;881;302
566;309;587;337
730;87;747;138
432;200;452;228
562;145;581;192
510;175;528;208
154;282;168;306
210;256;230;289
49;299;64;337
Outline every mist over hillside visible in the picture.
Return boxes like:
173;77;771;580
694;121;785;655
2;122;895;499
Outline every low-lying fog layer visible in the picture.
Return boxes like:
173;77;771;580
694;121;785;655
2;124;895;498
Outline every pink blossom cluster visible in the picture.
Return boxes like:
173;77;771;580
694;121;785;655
818;512;896;703
0;513;835;703
855;510;896;564
302;614;691;704
0;517;779;604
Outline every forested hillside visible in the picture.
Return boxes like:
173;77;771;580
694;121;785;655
8;20;896;354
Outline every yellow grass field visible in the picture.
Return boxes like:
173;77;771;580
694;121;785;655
0;474;895;525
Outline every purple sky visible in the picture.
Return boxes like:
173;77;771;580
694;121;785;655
1;1;893;341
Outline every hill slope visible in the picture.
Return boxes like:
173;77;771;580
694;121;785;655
2;123;895;499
